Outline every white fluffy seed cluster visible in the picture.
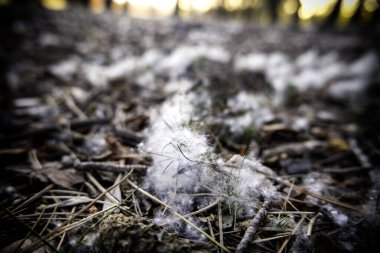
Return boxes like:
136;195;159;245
140;93;277;237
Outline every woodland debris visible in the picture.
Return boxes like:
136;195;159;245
236;198;273;253
75;162;147;174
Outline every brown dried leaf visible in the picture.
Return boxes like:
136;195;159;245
41;167;84;189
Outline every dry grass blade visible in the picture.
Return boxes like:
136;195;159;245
124;178;232;253
266;174;362;212
43;197;97;209
277;215;307;253
269;211;315;215
103;173;123;211
13;206;46;253
57;206;77;251
16;212;87;218
4;208;59;253
19;170;134;253
253;233;292;243
307;213;322;236
39;206;58;235
218;201;225;253
186;197;221;217
86;172;120;205
69;186;138;252
48;190;88;195
11;184;54;213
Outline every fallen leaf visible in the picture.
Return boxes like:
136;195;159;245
41;167;84;189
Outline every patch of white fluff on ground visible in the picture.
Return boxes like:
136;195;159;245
303;172;348;227
139;93;214;237
104;49;163;82
81;63;109;88
77;49;163;87
157;44;230;78
49;56;81;82
164;78;194;94
140;93;213;199
234;51;378;103
220;155;277;204
303;172;333;203
225;91;275;133
140;92;278;238
323;204;348;227
188;29;228;45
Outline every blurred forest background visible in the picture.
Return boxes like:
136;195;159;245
0;0;379;31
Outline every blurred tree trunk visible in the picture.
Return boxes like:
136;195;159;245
368;1;380;31
321;0;342;29
69;0;88;8
216;0;227;17
174;0;180;17
0;0;41;108
267;0;279;24
348;0;364;27
80;0;88;7
291;0;300;28
105;0;112;9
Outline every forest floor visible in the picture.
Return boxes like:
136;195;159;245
1;7;380;253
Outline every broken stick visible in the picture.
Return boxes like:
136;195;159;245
236;197;272;253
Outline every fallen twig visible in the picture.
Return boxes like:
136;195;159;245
75;161;147;173
113;127;144;146
236;197;272;253
349;138;371;169
0;118;111;146
323;166;371;174
262;141;326;160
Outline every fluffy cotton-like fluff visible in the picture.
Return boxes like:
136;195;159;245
225;92;275;133
139;93;215;238
327;79;369;101
49;56;81;81
104;57;138;81
323;204;348;227
158;44;230;78
164;78;194;94
144;127;212;193
234;53;268;72
141;93;279;238
104;49;163;82
140;93;213;201
221;155;277;203
81;63;108;87
227;91;265;112
234;51;378;103
303;172;332;200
